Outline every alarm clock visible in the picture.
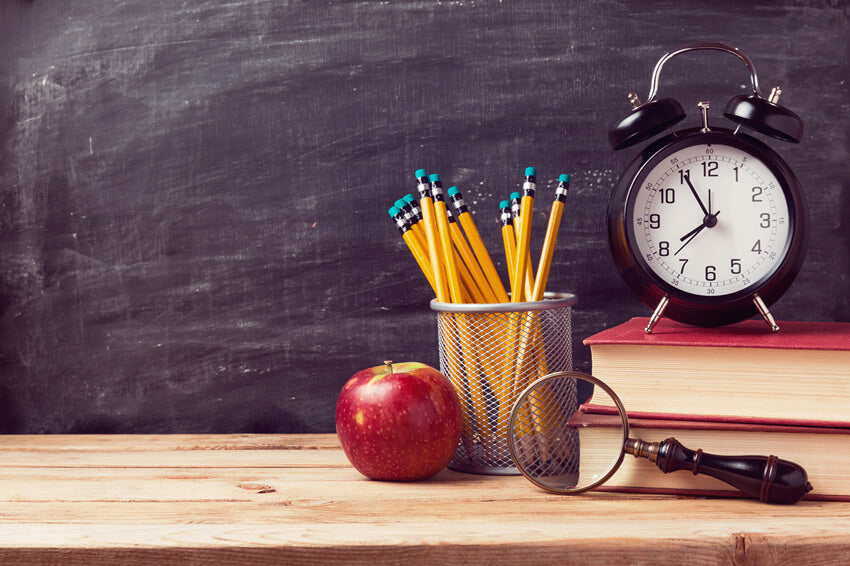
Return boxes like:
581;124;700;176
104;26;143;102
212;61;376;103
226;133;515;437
606;43;809;333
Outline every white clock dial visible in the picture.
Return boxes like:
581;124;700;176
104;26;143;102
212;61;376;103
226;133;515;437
630;143;791;297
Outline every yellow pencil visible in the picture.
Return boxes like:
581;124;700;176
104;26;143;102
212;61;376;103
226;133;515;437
388;206;437;294
396;195;430;262
508;192;535;299
511;167;537;302
499;200;518;296
447;209;494;303
415;169;450;302
531;174;570;300
429;173;464;303
447;186;510;303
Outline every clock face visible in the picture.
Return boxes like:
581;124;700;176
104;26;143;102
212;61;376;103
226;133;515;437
627;140;792;299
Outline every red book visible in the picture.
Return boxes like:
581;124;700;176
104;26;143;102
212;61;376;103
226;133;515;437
582;317;850;426
570;410;850;501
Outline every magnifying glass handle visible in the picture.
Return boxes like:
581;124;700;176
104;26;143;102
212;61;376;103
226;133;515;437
626;437;813;504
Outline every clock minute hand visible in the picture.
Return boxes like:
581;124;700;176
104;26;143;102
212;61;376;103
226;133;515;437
683;171;710;217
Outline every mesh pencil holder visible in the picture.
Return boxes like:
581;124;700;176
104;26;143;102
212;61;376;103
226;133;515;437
430;292;577;474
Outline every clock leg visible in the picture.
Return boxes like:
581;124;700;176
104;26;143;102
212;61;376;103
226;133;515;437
753;294;780;333
644;295;670;334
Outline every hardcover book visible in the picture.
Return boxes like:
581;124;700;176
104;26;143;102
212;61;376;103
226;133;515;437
583;317;850;425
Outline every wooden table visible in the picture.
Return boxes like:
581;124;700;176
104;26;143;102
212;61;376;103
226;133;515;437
2;434;849;565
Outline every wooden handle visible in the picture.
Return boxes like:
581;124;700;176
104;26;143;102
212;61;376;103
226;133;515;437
655;437;813;504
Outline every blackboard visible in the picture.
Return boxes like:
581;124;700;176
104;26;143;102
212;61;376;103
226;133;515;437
0;1;847;433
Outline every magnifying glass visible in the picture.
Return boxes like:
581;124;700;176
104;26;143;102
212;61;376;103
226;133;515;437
507;371;813;504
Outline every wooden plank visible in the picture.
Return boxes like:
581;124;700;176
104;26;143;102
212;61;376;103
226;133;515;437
0;449;351;468
0;434;341;452
1;434;850;565
1;522;850;566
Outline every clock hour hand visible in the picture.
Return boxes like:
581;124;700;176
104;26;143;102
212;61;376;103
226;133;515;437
674;210;721;256
674;224;705;256
683;171;710;217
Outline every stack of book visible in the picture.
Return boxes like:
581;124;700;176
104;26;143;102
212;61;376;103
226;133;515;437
581;317;850;501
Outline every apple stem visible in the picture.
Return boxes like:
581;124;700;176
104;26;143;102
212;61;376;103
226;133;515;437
384;360;393;374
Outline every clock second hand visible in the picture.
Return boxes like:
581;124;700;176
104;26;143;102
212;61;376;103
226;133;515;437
674;210;721;256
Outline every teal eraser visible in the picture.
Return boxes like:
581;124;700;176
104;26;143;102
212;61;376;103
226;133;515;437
394;198;406;209
499;200;510;209
402;194;415;204
447;186;460;197
559;173;571;183
414;169;427;178
525;166;536;177
510;191;521;200
388;206;400;217
428;173;440;182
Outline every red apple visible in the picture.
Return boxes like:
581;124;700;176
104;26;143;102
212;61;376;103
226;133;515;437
335;360;462;481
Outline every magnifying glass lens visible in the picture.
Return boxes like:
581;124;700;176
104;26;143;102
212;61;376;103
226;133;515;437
508;372;628;494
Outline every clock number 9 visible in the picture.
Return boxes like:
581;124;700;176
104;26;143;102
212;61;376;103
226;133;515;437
649;214;660;229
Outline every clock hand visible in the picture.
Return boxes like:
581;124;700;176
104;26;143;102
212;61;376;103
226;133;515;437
683;171;710;217
679;222;706;242
675;225;705;256
674;210;721;256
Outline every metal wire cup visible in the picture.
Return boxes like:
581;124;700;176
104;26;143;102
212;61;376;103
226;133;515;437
430;292;577;474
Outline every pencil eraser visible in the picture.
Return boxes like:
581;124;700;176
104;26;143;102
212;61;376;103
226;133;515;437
510;191;521;200
499;200;510;209
414;169;427;179
394;198;406;209
402;194;415;204
559;173;571;183
447;186;460;197
388;206;400;217
428;173;440;183
524;166;536;177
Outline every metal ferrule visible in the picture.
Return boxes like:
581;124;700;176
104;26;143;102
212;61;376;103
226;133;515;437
523;178;536;197
510;199;521;219
417;179;431;199
555;181;569;203
450;193;468;214
410;203;423;223
624;438;660;463
499;207;512;227
430;181;445;202
392;213;410;234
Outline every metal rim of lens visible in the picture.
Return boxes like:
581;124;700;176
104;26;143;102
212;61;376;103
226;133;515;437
507;371;630;495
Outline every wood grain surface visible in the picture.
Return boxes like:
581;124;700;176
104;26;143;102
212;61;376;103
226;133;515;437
0;1;847;434
2;433;850;565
